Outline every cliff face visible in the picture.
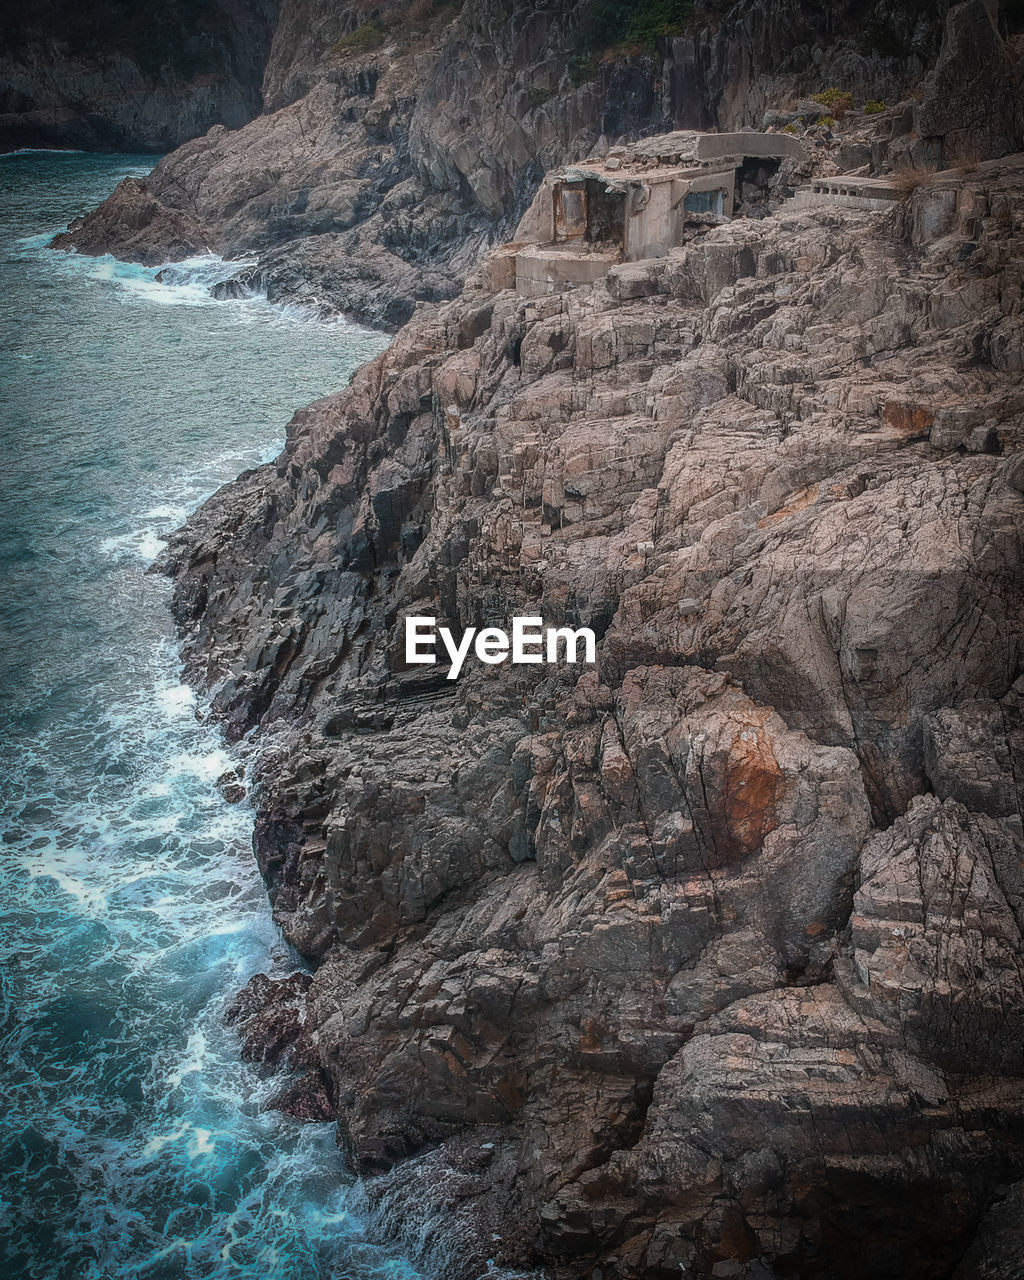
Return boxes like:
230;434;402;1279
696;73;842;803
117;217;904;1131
0;0;278;152
49;0;979;328
41;0;1024;1273
158;121;1024;1277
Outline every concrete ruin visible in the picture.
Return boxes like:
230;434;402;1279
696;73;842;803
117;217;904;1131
511;130;806;297
792;174;902;212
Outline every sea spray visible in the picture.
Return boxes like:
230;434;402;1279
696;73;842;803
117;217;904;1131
0;151;427;1280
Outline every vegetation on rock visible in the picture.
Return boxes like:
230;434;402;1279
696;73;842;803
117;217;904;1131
570;0;695;80
810;87;855;116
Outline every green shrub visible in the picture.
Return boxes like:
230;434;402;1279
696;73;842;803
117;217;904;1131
818;116;837;129
782;123;799;135
569;52;600;84
863;99;886;115
570;0;695;79
810;88;855;116
332;21;387;53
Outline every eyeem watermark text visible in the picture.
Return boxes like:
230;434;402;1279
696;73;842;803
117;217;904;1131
404;616;596;679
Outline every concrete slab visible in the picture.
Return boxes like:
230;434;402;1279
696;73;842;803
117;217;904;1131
515;246;621;297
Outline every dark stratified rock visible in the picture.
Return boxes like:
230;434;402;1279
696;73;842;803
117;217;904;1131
225;970;312;1066
953;1181;1024;1280
159;145;1024;1277
923;680;1024;826
217;767;247;805
0;0;278;153
915;0;1024;168
267;1071;334;1121
355;1128;542;1279
227;970;336;1118
50;178;209;266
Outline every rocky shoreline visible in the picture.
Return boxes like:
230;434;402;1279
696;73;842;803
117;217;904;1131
48;0;998;331
49;0;1024;1274
158;142;1024;1274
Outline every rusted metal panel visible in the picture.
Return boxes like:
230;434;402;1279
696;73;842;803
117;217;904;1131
553;181;587;240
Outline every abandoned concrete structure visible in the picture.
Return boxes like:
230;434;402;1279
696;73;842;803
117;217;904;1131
793;173;902;211
511;130;806;297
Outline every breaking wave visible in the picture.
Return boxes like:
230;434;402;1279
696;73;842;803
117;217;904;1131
0;151;431;1280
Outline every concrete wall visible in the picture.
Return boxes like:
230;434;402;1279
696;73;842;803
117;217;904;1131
791;191;900;213
515;247;619;297
696;131;804;161
515;132;806;245
624;179;682;260
790;175;900;214
623;167;735;259
813;176;899;200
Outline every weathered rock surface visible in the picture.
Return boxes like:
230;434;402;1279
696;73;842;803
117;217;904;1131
0;0;277;153
50;0;974;327
915;0;1024;168
158;142;1024;1276
53;177;212;266
225;968;335;1119
953;1180;1024;1279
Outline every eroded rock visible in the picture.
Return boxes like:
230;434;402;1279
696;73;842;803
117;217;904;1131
162;147;1024;1275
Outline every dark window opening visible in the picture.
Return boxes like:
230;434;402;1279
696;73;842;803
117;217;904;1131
586;181;625;243
735;156;782;217
553;179;625;245
684;188;725;216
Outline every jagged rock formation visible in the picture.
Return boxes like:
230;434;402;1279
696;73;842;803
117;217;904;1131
35;0;1023;1272
0;0;278;152
49;0;996;328
158;131;1024;1278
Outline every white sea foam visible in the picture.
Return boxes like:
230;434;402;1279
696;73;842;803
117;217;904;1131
143;1120;192;1157
99;525;167;563
157;683;198;717
190;1126;217;1158
2;155;423;1280
143;503;186;520
97;447;276;567
16;231;57;250
163;746;234;781
89;256;223;308
24;859;109;914
1;147;90;156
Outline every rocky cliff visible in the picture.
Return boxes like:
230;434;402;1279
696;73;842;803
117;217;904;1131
50;0;1016;329
0;0;278;152
43;0;1024;1274
157;76;1024;1277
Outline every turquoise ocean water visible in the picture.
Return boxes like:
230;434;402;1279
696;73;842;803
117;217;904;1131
0;152;425;1280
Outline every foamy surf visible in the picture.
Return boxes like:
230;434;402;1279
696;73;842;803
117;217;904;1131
1;151;431;1280
1;147;91;156
87;253;243;307
98;445;279;567
89;251;347;330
